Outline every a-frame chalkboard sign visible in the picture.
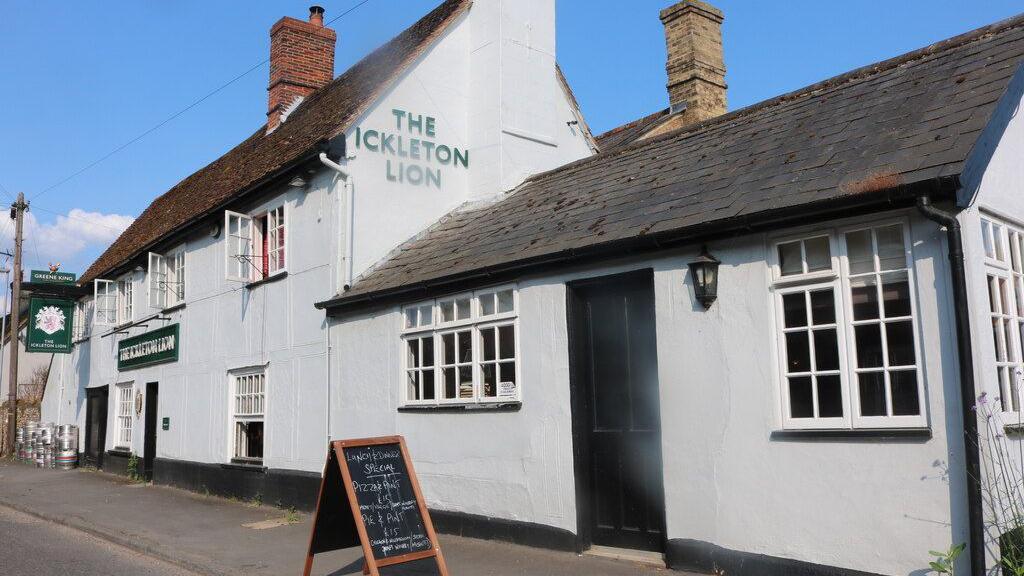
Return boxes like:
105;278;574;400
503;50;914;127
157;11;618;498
302;436;449;576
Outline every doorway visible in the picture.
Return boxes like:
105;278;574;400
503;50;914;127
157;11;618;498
143;382;159;480
84;385;108;468
568;270;665;553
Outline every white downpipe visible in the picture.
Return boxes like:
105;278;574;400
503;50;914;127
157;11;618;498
318;152;354;291
317;152;352;451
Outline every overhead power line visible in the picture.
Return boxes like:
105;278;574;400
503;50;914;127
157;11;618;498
30;0;374;203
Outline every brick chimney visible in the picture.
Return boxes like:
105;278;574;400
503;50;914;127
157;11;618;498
659;1;726;123
267;6;336;132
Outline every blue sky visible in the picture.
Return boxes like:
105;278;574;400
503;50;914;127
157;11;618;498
0;0;1021;279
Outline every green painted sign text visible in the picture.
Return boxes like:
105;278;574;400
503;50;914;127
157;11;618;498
353;108;469;188
30;270;76;285
118;324;179;370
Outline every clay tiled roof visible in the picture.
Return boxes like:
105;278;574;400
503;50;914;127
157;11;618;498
322;13;1024;309
81;0;471;283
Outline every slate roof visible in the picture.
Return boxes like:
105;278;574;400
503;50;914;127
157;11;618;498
594;108;669;150
81;0;471;284
321;13;1024;309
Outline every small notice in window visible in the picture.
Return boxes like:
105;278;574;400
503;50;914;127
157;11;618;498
497;380;517;399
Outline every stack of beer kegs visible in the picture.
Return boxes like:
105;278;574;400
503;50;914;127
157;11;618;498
56;425;78;470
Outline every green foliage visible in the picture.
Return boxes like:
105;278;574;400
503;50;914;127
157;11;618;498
126;453;144;483
928;543;965;575
285;507;300;524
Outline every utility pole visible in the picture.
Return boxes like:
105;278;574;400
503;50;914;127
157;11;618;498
5;193;26;457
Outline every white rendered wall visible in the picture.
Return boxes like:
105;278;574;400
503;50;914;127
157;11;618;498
955;66;1024;572
330;209;961;574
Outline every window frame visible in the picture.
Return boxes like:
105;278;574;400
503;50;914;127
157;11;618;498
773;280;851;430
769;218;927;430
400;285;520;407
838;219;927;429
115;381;134;450
73;297;94;342
117;273;134;325
769;232;840;285
981;213;1024;415
166;245;186;307
93;279;117;327
228;367;267;463
225;210;253;282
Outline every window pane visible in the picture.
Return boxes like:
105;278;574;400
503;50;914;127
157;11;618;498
441;301;454;322
782;293;807;328
480;293;496;316
809;289;835;325
418;305;432;326
813;329;840;371
497;290;514;313
443;367;456;398
858;372;887;416
442;333;455;364
499;325;515;359
779;241;802;276
855;324;884;368
886;321;916;366
805;237;831;272
851;276;879;320
457;330;472;362
876;225;906;271
817;375;843;417
785;332;811;373
846;229;874;274
422;370;435;400
500;362;516;387
456;298;471;320
983;220;995;259
481;328;496;361
881;273;911;318
407;371;419;400
994;223;1006;262
458;366;473;398
482;364;496;397
890;370;920;415
789;377;813;418
407;340;420;368
421;337;434;367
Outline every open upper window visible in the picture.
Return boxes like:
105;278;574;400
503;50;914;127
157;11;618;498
225;206;286;282
148;246;186;309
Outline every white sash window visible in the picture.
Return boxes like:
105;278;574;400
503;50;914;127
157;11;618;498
93;279;117;326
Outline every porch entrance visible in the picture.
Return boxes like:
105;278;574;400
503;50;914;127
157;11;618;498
568;270;665;553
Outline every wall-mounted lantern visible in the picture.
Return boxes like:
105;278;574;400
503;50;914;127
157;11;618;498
688;245;720;309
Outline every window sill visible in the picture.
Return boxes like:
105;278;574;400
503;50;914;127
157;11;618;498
162;302;186;313
770;428;931;441
246;271;288;290
107;449;132;457
398;401;522;413
222;460;266;472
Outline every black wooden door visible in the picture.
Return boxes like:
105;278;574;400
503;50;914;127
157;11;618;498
84;386;108;468
143;382;159;480
570;271;665;552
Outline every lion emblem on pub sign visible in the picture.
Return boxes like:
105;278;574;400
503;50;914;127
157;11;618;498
35;305;66;336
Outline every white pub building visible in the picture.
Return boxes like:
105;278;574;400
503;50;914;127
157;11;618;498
40;1;1024;574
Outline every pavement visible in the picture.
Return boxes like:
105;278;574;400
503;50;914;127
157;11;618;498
0;460;680;576
0;505;194;576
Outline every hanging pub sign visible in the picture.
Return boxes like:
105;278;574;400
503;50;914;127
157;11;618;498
25;297;74;354
118;324;179;370
302;435;449;576
29;269;77;285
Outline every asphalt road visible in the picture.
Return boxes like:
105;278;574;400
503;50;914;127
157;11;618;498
0;505;197;576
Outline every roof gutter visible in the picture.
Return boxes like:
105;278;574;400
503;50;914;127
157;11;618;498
316;175;958;312
916;194;984;576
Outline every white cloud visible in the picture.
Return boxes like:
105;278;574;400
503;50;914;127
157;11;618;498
0;208;134;273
